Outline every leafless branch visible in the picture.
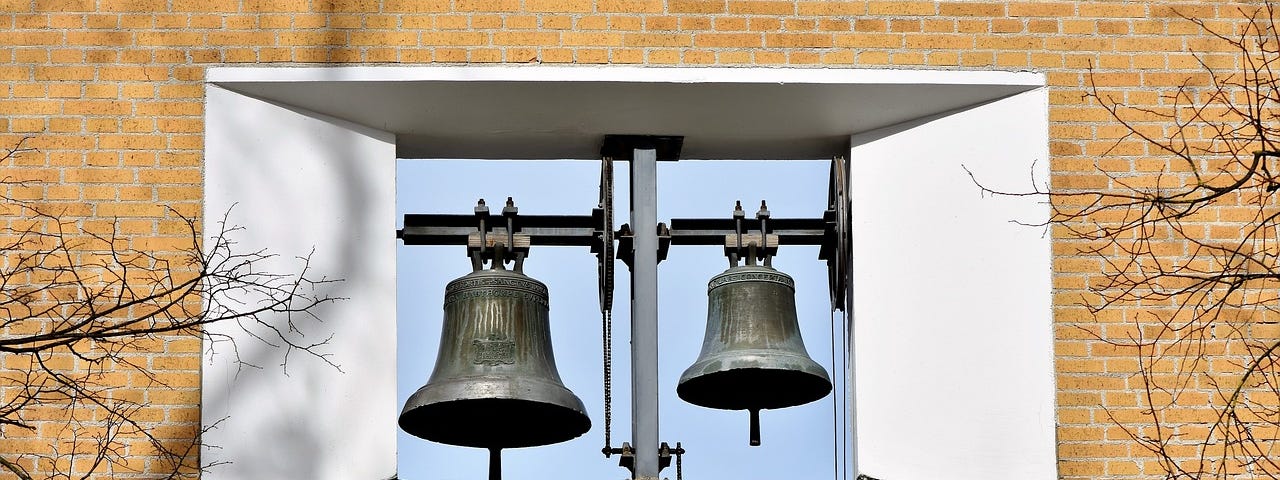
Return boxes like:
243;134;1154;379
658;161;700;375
0;137;342;478
974;3;1280;477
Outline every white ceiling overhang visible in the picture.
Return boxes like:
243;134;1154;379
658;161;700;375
209;66;1044;160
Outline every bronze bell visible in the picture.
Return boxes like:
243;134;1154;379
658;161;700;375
399;252;590;480
677;264;832;446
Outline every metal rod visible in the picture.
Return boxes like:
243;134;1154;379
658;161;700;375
844;159;858;480
847;294;858;480
630;147;660;480
489;448;501;480
749;409;761;447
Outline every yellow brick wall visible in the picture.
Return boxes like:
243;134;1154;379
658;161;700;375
0;1;1265;478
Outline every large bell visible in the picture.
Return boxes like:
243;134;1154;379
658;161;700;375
399;259;590;480
677;264;832;446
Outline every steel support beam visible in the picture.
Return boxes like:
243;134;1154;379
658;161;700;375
399;213;600;246
629;147;660;480
401;217;830;248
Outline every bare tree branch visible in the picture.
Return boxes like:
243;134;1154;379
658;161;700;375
0;137;342;478
975;3;1280;477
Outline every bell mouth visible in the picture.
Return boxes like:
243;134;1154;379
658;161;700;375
399;398;591;449
678;368;832;411
399;375;591;449
677;351;832;411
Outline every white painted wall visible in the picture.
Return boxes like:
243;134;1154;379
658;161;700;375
203;86;397;480
850;89;1056;479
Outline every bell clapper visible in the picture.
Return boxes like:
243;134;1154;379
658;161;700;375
488;448;502;480
749;409;762;447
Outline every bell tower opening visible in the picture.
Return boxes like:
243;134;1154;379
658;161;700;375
395;158;841;480
204;66;1053;480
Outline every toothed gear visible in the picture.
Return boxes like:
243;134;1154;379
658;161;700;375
828;156;851;311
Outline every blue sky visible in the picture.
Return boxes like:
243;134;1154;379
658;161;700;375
396;158;850;480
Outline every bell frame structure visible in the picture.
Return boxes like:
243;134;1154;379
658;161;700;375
397;135;850;479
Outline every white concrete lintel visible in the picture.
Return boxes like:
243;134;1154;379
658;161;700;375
206;66;1046;160
209;65;1045;87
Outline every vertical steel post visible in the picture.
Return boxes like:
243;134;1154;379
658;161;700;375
630;147;660;480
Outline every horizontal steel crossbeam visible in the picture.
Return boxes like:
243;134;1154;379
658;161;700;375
399;215;833;247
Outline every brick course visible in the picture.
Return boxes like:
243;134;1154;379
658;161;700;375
0;1;1267;478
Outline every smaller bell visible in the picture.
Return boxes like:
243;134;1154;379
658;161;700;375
677;263;832;446
399;245;590;480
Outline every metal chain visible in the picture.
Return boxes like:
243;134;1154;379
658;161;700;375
600;155;615;455
676;442;683;480
603;309;613;452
